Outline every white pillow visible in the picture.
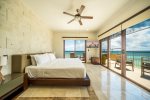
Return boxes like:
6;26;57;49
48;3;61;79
34;54;50;65
47;53;56;60
30;55;37;66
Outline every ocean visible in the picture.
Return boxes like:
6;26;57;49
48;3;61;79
65;51;85;58
65;51;150;68
110;51;150;68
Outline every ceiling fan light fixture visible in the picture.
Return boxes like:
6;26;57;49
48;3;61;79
63;5;93;25
75;16;81;21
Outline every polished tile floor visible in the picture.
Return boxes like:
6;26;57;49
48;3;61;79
85;64;150;100
109;60;150;90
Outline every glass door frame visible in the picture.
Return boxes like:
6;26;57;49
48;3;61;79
100;29;127;76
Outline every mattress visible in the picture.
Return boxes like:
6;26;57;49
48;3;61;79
25;58;86;78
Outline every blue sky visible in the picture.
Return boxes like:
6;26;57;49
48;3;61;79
65;40;75;51
126;28;150;51
110;19;150;51
108;28;150;51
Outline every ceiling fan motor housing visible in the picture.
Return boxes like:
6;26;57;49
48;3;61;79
63;5;93;25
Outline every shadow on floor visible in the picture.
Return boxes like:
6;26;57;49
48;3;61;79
141;74;150;80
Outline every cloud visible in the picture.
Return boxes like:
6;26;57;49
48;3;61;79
102;19;150;51
126;29;150;51
110;36;121;50
76;43;85;51
110;28;150;51
65;44;74;51
65;40;85;51
102;41;107;51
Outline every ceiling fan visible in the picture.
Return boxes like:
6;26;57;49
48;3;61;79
63;5;93;25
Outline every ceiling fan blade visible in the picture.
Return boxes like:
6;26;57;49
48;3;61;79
81;16;93;19
63;12;75;17
78;5;85;14
79;20;83;25
67;18;75;24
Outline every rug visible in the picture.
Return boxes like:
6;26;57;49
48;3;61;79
15;86;98;100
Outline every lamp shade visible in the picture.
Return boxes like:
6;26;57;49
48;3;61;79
0;56;7;66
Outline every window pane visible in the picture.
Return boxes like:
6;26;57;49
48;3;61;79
65;40;75;58
65;40;75;51
64;40;86;62
110;32;121;74
102;39;108;67
126;18;150;90
126;19;150;35
75;40;85;51
75;40;86;62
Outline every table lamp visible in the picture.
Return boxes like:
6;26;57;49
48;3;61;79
0;55;7;81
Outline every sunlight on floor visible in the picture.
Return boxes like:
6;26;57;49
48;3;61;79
85;64;150;100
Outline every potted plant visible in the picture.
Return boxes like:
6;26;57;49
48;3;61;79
102;54;107;65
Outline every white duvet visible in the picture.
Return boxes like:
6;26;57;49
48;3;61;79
25;58;86;78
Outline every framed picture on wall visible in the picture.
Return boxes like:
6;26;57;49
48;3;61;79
86;40;99;48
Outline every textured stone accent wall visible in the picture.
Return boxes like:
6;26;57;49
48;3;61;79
0;0;53;75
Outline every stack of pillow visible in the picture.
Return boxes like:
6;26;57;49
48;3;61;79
30;53;56;66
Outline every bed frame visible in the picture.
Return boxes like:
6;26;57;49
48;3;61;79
11;53;90;86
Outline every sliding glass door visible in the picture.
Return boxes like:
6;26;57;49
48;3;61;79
126;19;150;89
64;40;86;62
100;18;150;90
109;32;122;74
101;38;108;67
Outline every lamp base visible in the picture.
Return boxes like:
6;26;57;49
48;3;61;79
0;66;5;81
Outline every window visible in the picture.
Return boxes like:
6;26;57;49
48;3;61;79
64;40;86;62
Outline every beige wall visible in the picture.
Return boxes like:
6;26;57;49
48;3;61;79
0;0;53;75
97;0;150;39
53;32;97;58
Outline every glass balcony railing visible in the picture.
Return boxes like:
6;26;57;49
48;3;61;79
127;51;150;68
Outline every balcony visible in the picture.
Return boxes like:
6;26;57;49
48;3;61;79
108;52;150;90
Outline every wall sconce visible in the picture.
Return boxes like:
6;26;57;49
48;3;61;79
0;55;8;81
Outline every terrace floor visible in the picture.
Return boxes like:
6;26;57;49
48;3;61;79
109;60;150;90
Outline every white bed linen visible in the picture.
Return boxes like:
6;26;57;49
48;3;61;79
25;58;86;78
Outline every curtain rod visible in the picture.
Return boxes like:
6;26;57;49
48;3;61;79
62;37;88;38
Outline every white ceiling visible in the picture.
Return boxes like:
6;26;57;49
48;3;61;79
23;0;132;33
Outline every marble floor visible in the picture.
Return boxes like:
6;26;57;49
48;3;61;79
85;64;150;100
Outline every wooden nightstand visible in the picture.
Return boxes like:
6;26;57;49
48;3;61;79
91;57;100;65
0;73;25;99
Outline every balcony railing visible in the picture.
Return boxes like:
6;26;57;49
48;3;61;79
127;51;150;68
110;51;150;68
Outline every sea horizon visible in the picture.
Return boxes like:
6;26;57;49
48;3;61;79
65;51;150;68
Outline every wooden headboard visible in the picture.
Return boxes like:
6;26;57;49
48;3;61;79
11;52;51;73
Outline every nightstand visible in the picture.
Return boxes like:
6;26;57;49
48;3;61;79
91;57;100;65
0;73;25;99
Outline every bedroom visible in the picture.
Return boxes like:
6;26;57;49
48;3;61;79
0;0;150;99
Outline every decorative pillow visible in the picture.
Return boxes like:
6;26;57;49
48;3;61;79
47;53;56;60
30;55;37;66
34;54;50;65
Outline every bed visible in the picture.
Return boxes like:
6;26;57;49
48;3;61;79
11;53;90;86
